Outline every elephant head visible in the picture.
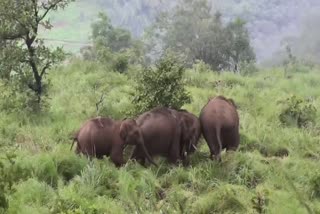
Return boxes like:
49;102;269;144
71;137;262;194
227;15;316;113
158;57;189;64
178;111;200;158
119;119;157;166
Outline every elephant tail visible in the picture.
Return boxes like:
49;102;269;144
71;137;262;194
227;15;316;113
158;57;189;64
216;126;222;154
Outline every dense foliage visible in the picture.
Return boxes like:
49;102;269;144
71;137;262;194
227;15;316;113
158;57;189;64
132;51;191;115
43;0;320;63
146;0;255;71
0;60;320;213
81;12;144;73
1;0;320;213
0;0;73;110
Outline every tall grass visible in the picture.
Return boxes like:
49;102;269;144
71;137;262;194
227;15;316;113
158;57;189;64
0;60;319;213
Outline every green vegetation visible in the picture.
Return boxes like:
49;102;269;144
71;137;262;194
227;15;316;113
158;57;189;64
39;0;320;62
0;0;73;110
1;0;320;213
0;59;319;213
132;51;191;115
146;0;255;71
81;12;144;73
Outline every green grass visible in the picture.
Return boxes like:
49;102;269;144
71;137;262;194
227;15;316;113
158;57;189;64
0;60;320;213
39;1;100;53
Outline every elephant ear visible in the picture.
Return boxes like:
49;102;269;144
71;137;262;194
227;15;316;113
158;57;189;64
228;98;237;109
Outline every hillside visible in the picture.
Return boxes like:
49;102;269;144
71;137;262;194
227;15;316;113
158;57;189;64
0;60;319;213
42;0;320;62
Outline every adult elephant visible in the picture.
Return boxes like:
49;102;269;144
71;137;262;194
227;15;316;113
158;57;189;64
177;110;201;161
199;96;239;162
71;117;156;167
130;107;183;166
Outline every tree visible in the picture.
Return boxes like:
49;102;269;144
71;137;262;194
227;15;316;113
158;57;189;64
132;51;191;115
225;18;256;73
0;0;73;110
146;0;255;71
81;12;144;73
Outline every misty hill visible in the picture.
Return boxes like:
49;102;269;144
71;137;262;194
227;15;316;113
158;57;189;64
44;0;320;63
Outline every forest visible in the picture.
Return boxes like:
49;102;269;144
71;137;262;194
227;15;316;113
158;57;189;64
0;0;320;213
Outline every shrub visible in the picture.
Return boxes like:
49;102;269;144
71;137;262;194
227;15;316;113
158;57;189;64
278;95;317;128
132;51;191;115
55;152;87;182
192;60;212;73
111;52;129;73
239;61;259;76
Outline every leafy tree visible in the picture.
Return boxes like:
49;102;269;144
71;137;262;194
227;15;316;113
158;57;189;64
225;18;256;73
146;0;255;72
0;0;73;110
82;12;144;73
132;51;191;115
91;12;132;53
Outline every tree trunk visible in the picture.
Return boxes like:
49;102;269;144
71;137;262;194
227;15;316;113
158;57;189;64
26;36;42;105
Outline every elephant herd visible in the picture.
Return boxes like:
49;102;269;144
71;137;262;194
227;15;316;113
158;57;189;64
70;95;240;167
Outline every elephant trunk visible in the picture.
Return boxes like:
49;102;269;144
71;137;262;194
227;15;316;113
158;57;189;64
139;137;158;167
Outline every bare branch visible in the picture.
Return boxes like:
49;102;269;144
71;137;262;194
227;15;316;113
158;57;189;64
38;0;64;22
40;61;52;78
96;93;105;113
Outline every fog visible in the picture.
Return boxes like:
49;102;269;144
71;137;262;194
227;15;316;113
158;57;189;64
49;0;320;65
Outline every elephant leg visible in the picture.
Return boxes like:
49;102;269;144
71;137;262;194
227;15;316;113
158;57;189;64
224;128;240;152
182;155;190;166
204;128;222;162
110;147;125;168
130;146;146;166
168;128;182;165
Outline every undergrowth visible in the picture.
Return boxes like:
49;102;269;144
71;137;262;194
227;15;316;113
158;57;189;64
0;60;319;213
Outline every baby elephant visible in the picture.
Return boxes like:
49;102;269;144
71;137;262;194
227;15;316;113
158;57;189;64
71;117;156;167
200;96;240;161
177;110;201;162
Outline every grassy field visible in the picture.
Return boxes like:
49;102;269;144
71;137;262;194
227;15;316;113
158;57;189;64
39;1;99;53
0;60;320;213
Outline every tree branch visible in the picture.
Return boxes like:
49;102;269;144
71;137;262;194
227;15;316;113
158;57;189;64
38;0;64;22
0;31;26;40
96;93;105;112
40;61;52;78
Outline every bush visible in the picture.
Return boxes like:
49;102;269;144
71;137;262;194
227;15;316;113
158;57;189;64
132;51;191;115
55;152;87;182
239;61;259;76
278;95;317;128
191;60;212;73
111;52;129;73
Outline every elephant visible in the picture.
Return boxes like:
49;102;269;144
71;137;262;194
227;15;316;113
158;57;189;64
199;95;239;162
130;107;184;166
176;109;202;162
71;117;156;167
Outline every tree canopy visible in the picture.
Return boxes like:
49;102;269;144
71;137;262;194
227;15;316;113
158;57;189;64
146;0;255;72
0;0;74;110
